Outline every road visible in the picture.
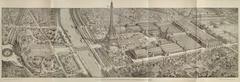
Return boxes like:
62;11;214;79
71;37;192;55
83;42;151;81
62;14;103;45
70;9;107;67
59;9;103;77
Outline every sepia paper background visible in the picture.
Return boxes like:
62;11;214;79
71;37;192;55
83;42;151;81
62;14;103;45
0;0;239;82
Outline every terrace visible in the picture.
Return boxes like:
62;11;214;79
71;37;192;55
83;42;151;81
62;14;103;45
174;20;222;48
137;22;159;31
155;23;183;34
193;30;222;47
172;33;201;50
160;43;183;54
174;20;199;33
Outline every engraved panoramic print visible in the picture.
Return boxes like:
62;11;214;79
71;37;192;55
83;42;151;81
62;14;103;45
1;3;238;77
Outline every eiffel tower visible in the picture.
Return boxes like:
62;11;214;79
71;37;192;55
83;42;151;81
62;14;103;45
105;1;117;49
